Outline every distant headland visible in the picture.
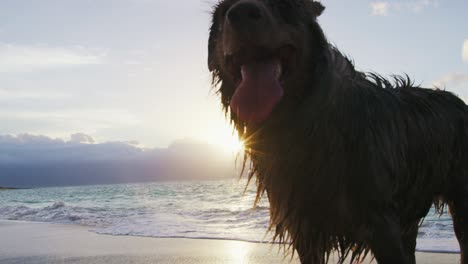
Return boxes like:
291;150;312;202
0;187;16;191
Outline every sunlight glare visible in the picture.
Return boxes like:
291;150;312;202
198;120;244;154
228;241;251;263
216;132;244;154
226;133;244;153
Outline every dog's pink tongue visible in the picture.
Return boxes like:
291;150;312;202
230;61;284;123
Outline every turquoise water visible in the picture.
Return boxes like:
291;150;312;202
0;179;459;253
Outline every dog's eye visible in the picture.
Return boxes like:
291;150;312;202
274;0;300;25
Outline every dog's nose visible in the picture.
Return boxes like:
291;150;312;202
227;2;263;29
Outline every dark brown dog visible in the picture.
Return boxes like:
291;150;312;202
208;1;468;263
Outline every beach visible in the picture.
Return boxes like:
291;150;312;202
0;220;460;264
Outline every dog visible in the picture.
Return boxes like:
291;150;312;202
207;0;468;263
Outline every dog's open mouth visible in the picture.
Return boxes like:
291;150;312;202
225;45;295;123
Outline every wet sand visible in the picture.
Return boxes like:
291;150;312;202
0;220;460;263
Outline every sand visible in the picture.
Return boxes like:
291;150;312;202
0;220;460;264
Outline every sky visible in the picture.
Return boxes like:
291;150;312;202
0;0;467;150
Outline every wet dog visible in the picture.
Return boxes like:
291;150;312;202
208;1;468;263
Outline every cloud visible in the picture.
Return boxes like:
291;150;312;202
370;0;438;16
371;2;390;16
0;133;137;162
70;133;95;144
0;134;65;145
0;133;237;187
0;109;141;132
0;133;230;163
432;72;468;88
0;43;105;73
0;88;69;100
463;40;468;63
407;0;438;12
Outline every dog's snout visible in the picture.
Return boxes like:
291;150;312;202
227;2;263;29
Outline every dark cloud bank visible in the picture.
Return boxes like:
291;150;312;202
0;134;238;188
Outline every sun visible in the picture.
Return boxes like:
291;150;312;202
196;117;245;154
203;130;244;154
225;134;245;153
218;133;244;154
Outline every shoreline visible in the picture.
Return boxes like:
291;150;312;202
0;220;461;263
3;219;461;255
96;231;462;255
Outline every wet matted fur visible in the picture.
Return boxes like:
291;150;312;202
207;0;468;263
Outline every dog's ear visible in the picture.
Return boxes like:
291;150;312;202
208;19;218;71
307;1;325;17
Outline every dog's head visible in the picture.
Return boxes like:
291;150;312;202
208;0;326;128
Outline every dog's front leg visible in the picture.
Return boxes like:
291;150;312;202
367;213;410;264
450;199;468;264
401;221;419;264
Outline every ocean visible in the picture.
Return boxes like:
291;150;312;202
0;179;459;253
